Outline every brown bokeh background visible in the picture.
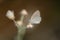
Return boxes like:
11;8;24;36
0;0;60;40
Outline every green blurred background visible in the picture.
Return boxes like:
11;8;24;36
0;0;60;40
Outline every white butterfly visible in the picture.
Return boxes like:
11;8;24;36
29;10;41;24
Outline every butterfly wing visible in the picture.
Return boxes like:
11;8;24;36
29;10;41;24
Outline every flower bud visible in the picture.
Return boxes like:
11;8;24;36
6;10;15;20
16;21;23;26
20;9;28;15
27;23;34;28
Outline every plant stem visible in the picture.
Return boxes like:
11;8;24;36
17;25;26;40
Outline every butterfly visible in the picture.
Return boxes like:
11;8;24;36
29;10;41;24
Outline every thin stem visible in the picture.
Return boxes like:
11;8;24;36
20;15;24;21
